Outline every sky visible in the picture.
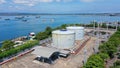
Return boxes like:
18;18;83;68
0;0;120;13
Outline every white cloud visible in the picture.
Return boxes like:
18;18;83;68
8;5;24;10
80;0;95;2
13;0;34;6
13;0;53;6
63;0;73;2
55;0;61;2
12;0;73;6
0;0;6;4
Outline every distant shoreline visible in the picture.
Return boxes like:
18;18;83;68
0;13;120;16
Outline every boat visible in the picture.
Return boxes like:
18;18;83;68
15;16;24;19
51;19;54;22
5;18;10;20
22;19;27;22
42;19;46;22
36;16;40;18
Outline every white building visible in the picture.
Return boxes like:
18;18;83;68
29;32;35;40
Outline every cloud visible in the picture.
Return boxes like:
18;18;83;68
13;0;37;6
12;0;73;6
9;6;23;9
12;0;53;6
80;0;95;2
63;0;73;2
0;0;6;4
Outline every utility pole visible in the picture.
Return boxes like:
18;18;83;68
116;21;118;31
93;20;96;37
95;22;100;53
107;22;109;31
84;49;87;64
97;22;100;45
106;22;109;40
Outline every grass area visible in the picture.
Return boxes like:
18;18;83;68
0;40;38;59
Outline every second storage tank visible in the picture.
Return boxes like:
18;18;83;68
66;26;84;40
52;30;75;49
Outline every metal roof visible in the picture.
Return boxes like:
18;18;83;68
32;46;70;58
52;30;74;35
67;26;84;30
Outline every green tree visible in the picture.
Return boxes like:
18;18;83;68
35;32;48;40
83;55;104;68
60;24;67;29
98;53;109;61
99;42;117;58
45;26;52;36
2;40;14;51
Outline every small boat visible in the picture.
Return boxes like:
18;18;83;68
22;19;27;22
5;18;10;20
51;19;54;22
42;19;46;22
15;16;24;19
26;16;29;17
36;16;40;18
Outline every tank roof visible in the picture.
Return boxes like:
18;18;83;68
52;30;74;34
66;26;84;29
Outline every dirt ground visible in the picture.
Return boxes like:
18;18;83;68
1;37;97;68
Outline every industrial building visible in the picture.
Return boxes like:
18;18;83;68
32;46;70;64
66;26;84;40
52;30;75;49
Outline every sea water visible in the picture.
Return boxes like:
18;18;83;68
0;15;120;42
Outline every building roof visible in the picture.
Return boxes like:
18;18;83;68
32;46;70;58
52;30;74;35
67;26;84;30
30;32;35;35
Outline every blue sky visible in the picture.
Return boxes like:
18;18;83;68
0;0;120;13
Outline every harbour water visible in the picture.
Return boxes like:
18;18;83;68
0;15;120;42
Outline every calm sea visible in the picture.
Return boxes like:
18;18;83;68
0;15;120;42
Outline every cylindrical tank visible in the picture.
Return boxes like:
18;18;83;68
66;26;84;40
52;30;75;49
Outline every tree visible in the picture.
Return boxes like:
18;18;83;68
0;49;2;53
45;26;52;36
2;40;14;51
35;32;48;40
99;42;117;58
83;55;104;68
60;24;67;29
98;53;109;61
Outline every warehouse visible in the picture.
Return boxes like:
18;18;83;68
32;46;70;64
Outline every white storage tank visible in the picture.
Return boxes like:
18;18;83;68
52;30;75;49
66;26;84;40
